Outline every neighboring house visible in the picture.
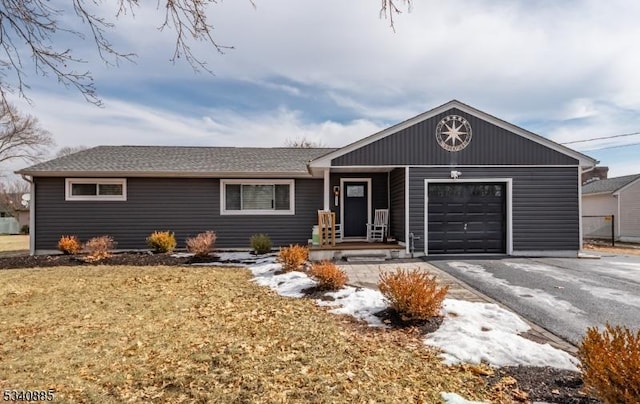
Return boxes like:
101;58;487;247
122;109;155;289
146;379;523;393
582;174;640;243
0;193;30;234
17;100;596;256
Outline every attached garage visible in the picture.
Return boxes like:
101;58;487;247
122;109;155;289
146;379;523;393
309;100;597;257
427;181;507;254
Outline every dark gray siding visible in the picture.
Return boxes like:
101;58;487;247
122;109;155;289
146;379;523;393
333;108;578;166
389;168;405;241
328;173;388;223
408;167;580;252
34;177;323;251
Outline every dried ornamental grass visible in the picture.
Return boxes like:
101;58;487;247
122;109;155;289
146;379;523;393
186;231;216;257
308;261;348;290
57;235;82;255
84;235;115;262
277;244;308;272
146;231;177;253
578;323;640;403
378;268;449;320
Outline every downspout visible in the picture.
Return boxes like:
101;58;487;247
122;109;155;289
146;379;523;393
20;174;35;256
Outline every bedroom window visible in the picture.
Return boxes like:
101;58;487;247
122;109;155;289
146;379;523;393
65;178;127;201
221;179;295;215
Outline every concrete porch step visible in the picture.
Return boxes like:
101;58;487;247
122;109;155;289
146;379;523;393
342;253;387;262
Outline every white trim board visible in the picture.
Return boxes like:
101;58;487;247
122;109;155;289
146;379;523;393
220;179;296;216
65;178;127;201
423;178;513;256
330;164;581;169
405;167;410;255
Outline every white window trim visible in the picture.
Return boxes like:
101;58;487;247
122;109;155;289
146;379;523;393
65;178;127;201
220;179;295;215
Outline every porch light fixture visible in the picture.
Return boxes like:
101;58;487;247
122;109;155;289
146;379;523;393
450;170;462;180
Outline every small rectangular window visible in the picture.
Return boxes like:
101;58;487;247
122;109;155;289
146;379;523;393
98;183;123;196
346;185;365;197
221;180;294;215
65;179;126;201
71;183;97;196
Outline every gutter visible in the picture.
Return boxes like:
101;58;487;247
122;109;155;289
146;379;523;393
15;170;317;179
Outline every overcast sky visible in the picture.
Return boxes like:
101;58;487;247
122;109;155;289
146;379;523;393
7;0;640;177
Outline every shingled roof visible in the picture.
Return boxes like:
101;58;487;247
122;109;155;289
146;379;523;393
582;174;640;195
16;146;337;177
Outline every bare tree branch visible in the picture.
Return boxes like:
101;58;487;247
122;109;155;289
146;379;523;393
55;144;88;158
380;0;411;31
0;1;407;120
0;0;238;111
0;102;54;164
285;136;326;148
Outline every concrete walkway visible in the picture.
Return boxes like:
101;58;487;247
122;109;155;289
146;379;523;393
338;259;577;354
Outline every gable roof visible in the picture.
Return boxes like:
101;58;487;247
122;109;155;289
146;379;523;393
17;146;336;178
309;99;597;169
582;174;640;195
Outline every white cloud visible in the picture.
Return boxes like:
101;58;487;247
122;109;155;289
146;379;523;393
9;91;381;151
6;0;640;176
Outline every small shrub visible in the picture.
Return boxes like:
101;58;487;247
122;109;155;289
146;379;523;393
578;323;640;404
308;261;348;290
250;233;272;254
146;231;177;253
84;235;116;261
57;235;82;255
20;225;29;235
186;231;216;257
378;268;448;320
277;244;308;272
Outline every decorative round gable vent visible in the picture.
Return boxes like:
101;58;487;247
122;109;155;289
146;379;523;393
435;115;472;152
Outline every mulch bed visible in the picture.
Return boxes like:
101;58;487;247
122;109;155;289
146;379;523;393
1;252;602;403
301;286;337;301
374;307;444;334
486;366;600;403
0;251;220;269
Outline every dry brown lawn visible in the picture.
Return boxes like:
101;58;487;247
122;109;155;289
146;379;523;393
0;235;28;254
0;265;508;403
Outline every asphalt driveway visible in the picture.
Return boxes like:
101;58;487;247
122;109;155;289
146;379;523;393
427;254;640;345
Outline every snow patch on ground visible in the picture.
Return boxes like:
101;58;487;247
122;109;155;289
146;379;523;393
173;251;276;265
425;299;579;371
593;261;640;283
441;392;489;404
248;262;317;298
448;261;584;315
246;261;579;371
580;284;640;308
504;261;575;284
317;286;387;326
504;261;640;309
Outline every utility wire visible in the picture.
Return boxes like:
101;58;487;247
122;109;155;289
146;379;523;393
561;131;640;145
580;141;640;152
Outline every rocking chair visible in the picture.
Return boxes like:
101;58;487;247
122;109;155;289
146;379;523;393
366;209;388;242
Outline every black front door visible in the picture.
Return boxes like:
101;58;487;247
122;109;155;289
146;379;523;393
343;182;368;237
428;183;506;254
